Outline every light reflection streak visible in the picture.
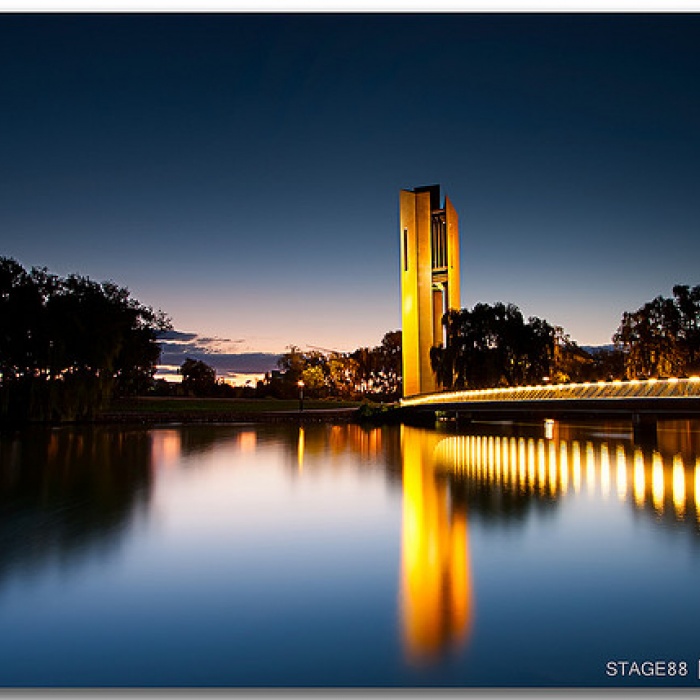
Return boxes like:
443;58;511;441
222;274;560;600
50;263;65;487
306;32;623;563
600;444;610;499
415;424;700;667
537;440;546;494
433;432;700;525
400;427;473;665
673;455;685;518
652;452;664;514
548;441;557;494
586;442;595;493
634;449;645;508
616;445;627;502
696;460;700;524
572;441;581;494
297;427;305;473
238;431;257;453
527;439;535;488
150;430;182;470
560;442;569;494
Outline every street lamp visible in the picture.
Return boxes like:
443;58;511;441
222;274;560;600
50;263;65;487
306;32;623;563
297;379;305;412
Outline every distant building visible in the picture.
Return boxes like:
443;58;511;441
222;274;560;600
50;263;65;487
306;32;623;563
400;185;460;397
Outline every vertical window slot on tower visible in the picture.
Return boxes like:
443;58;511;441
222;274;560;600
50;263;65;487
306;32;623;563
403;228;409;271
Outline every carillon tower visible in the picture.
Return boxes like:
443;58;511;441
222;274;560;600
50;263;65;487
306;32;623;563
400;185;460;397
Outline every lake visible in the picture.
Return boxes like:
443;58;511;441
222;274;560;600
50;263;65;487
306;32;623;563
1;418;700;687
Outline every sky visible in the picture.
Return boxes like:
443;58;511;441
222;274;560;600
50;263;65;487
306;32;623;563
1;13;699;376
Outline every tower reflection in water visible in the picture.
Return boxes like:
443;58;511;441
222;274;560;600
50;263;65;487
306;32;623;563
399;426;473;664
397;419;700;666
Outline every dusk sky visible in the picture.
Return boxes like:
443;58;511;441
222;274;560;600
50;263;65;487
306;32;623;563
2;13;699;373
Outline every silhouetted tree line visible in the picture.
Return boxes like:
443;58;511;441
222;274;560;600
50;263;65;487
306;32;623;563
430;302;554;390
262;330;402;400
172;357;255;398
429;286;700;391
0;257;170;421
614;284;700;379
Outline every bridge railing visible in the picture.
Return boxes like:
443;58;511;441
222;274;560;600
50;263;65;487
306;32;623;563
400;377;700;407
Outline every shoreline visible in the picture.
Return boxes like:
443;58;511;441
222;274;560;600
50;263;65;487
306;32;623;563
94;406;362;426
0;398;404;428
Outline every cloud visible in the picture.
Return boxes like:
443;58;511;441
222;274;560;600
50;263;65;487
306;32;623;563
160;351;280;375
196;336;235;345
157;329;281;375
157;330;198;342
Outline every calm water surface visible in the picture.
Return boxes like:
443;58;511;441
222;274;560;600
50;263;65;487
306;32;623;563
1;418;700;687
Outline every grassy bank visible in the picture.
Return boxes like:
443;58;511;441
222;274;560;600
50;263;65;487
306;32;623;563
97;396;368;424
109;397;362;413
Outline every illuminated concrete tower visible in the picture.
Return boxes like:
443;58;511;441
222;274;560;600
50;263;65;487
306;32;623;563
400;185;460;397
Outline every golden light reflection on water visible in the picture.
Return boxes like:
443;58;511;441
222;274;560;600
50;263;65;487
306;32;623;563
634;450;645;508
572;441;581;494
297;427;305;473
238;431;257;453
586;442;595;493
399;426;472;665
600;443;611;499
673;455;685;518
652;453;665;513
150;430;182;470
433;426;700;524
145;420;700;670
696;460;700;523
616;446;627;502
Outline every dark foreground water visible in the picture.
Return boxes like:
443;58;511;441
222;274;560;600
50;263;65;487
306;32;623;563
1;418;700;687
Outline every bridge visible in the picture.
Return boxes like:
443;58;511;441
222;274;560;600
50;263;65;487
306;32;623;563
399;377;700;435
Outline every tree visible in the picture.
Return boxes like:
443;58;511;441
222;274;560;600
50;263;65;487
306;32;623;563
431;302;554;390
301;366;326;396
672;284;700;374
350;330;402;399
269;332;403;401
0;257;170;421
614;285;700;379
181;358;217;397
